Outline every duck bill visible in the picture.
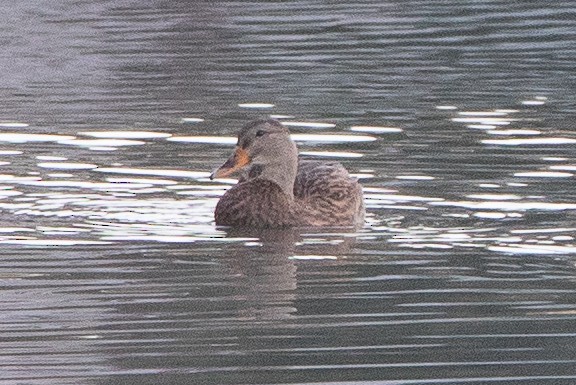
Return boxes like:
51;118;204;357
210;147;251;179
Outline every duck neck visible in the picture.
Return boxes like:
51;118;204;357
251;141;298;199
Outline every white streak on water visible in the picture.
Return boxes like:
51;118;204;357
79;131;171;139
169;134;377;144
483;138;576;145
238;103;275;108
0;122;29;128
467;194;522;200
487;129;541;136
514;171;573;178
454;117;514;125
350;126;403;133
550;165;576;171
105;178;178;185
291;134;376;143
167;136;236;144
36;156;68;161
0;227;35;233
510;228;576;234
37;162;98;170
300;151;363;158
522;100;546;106
431;201;576;211
474;212;508;219
489;244;576;254
59;139;146;147
282;121;336;128
0;239;112;246
396;175;435;180
458;111;509;116
0;133;76;143
95;167;210;179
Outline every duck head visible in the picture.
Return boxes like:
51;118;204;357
210;119;298;196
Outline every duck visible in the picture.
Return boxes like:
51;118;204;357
210;119;365;228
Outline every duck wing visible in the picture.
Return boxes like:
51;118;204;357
294;160;365;227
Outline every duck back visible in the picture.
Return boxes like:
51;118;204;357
294;160;365;227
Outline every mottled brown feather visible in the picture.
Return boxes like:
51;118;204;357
213;120;365;228
215;160;364;228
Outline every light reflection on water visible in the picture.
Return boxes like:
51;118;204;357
0;116;571;258
0;108;572;257
1;0;576;384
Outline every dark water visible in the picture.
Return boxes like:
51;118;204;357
1;1;576;384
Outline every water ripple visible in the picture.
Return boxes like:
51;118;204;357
0;1;575;384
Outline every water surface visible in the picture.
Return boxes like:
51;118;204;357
0;1;575;384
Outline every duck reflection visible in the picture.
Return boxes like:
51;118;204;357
223;228;299;320
93;228;362;385
220;226;360;320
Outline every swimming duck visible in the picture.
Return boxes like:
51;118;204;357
210;119;365;228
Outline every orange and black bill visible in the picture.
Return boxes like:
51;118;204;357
210;147;250;179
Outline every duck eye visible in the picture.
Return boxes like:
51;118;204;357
255;130;266;137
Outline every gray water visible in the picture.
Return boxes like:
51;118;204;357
1;1;576;384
